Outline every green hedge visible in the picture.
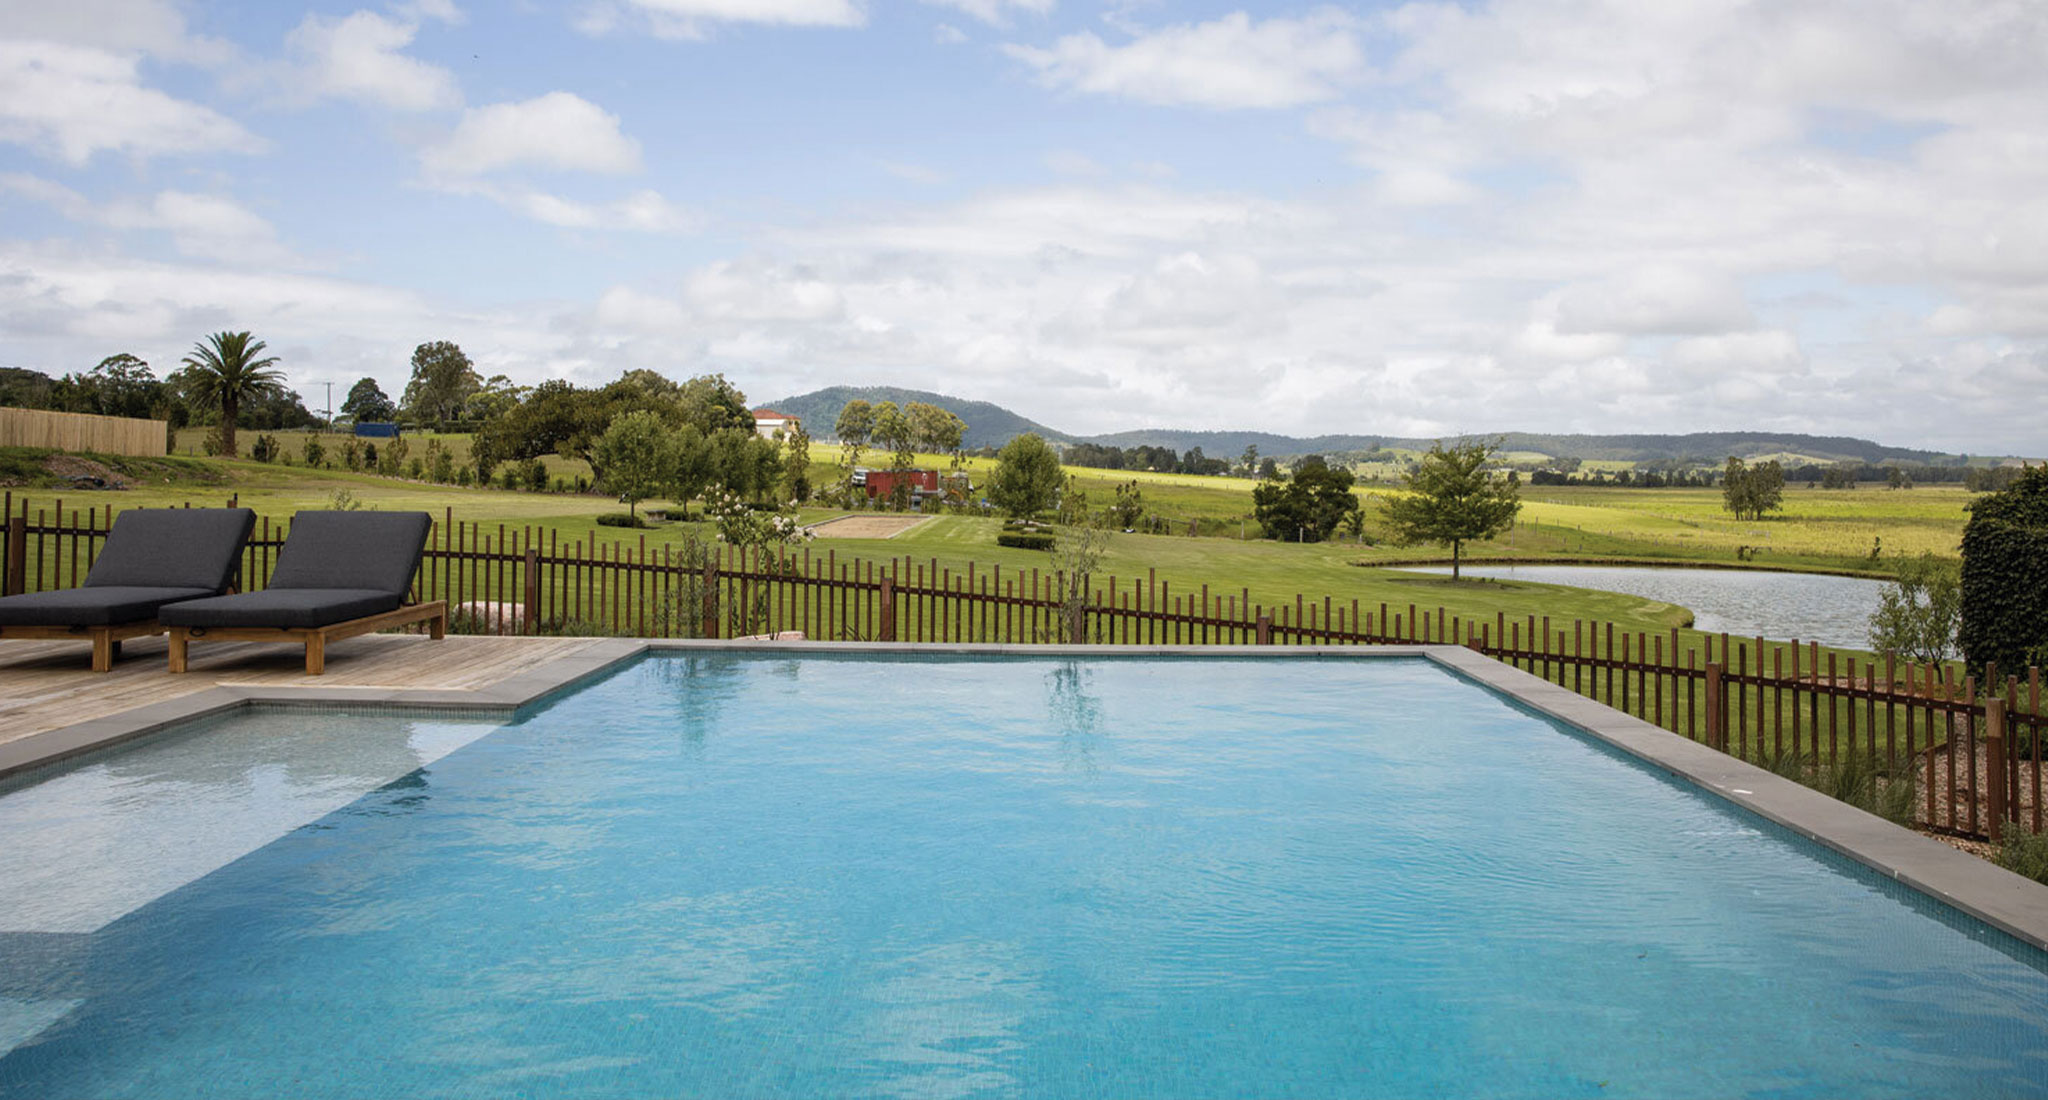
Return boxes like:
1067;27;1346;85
1959;466;2048;676
997;531;1056;551
596;512;649;528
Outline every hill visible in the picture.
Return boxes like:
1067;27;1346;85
762;386;1072;450
768;387;1977;466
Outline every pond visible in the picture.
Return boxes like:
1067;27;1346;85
1398;564;1890;649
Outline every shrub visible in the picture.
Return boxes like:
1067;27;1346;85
500;466;520;491
302;435;326;468
596;512;648;528
407;457;425;480
1996;828;2048;885
1867;552;1962;663
249;434;279;463
521;458;549;492
998;531;1057;551
1960;465;2048;677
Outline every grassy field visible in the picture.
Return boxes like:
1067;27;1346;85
3;443;1979;664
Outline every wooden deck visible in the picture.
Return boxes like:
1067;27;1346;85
0;633;601;746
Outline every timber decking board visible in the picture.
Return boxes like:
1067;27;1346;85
0;633;599;746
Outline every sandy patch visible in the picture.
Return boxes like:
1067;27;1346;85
807;515;931;539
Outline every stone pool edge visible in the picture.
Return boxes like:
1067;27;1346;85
7;638;2047;953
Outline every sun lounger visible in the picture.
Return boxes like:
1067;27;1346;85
160;510;447;675
0;508;255;671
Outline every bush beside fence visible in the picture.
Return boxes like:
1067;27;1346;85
3;493;2040;842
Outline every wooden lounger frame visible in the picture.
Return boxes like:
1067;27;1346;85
167;600;449;676
0;621;165;673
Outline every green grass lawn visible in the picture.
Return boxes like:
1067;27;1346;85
2;444;1977;667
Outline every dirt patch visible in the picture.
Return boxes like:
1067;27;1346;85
808;515;931;539
43;455;130;490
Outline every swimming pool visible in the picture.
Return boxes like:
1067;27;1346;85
3;653;2046;1097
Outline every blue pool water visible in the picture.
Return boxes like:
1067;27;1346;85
2;654;2046;1098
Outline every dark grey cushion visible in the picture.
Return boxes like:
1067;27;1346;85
83;508;256;592
0;586;215;626
159;589;403;630
267;512;431;597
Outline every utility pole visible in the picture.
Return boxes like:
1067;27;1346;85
321;381;334;430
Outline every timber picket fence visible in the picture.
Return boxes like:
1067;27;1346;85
3;493;2041;842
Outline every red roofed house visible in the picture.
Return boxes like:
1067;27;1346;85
752;408;799;439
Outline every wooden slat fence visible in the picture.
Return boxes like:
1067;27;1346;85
4;493;2041;842
0;408;166;457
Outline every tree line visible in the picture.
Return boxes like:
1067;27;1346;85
0;339;318;455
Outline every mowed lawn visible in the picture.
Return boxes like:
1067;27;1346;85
9;444;1978;656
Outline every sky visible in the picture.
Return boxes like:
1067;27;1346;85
1;0;2045;453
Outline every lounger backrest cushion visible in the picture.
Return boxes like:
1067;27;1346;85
267;511;433;596
83;508;256;593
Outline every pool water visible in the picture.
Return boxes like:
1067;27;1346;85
2;654;2046;1098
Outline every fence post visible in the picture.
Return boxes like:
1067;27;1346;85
702;557;720;639
1705;663;1725;752
1256;614;1272;645
3;513;22;597
879;575;896;642
1986;698;2007;841
523;546;540;635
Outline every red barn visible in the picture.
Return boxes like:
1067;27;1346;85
856;468;939;500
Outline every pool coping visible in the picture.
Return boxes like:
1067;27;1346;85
8;638;2048;953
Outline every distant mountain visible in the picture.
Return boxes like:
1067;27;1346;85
762;386;1073;450
768;386;1982;466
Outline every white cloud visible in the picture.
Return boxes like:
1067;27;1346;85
394;0;465;24
0;41;259;164
2;173;293;263
921;0;1052;30
933;23;969;45
1004;11;1363;110
581;0;865;39
422;93;641;178
284;11;461;112
1;0;231;64
496;187;697;233
1551;268;1755;337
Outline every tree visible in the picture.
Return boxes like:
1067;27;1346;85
668;425;715;516
989;433;1063;520
783;422;813;502
1253;460;1360;542
81;354;160;419
463;374;525;422
1240;443;1258;478
178;331;283;458
1959;465;2048;676
400;341;480;428
835;398;874;475
1379;439;1521;578
1722;457;1786;521
872;401;915;470
591;410;676;517
1109;480;1145;529
674;373;752;435
906;401;966;467
342;377;395;422
1867;553;1962;663
472;379;593;468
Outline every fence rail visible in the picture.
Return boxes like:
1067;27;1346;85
4;494;2040;842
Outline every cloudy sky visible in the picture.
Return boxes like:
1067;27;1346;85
2;0;2044;452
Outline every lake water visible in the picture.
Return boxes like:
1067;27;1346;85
1400;564;1889;648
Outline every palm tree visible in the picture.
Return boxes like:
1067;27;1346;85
180;331;283;458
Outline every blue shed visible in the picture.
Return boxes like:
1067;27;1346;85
353;422;401;438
